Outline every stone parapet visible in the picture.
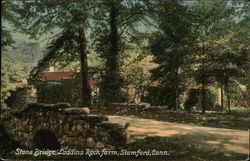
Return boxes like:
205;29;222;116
93;103;205;123
4;103;127;149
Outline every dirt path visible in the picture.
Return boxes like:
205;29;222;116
107;115;249;155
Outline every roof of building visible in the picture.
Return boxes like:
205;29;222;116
38;72;76;81
38;72;97;87
149;80;213;89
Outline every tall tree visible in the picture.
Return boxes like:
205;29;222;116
213;31;249;113
120;50;157;103
189;1;245;113
147;0;194;109
6;1;94;107
92;0;145;105
1;1;20;50
234;1;250;111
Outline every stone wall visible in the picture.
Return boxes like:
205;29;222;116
6;87;29;110
6;86;37;110
93;103;205;123
4;103;127;149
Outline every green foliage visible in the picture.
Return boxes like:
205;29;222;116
214;103;223;112
35;78;82;106
184;89;217;112
1;1;22;50
3;0;249;110
91;0;146;105
29;30;81;78
142;87;177;108
148;0;195;109
8;0;97;76
1;29;15;50
205;89;217;110
201;111;250;130
120;50;157;103
6;1;94;39
6;0;97;107
184;89;199;112
1;57;28;109
188;1;250;112
5;87;29;111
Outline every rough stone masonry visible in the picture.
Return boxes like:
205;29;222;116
4;103;127;149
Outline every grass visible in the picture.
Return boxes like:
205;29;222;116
199;109;250;130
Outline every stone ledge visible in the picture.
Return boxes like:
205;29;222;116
63;107;90;115
5;104;127;149
108;103;150;108
94;104;205;123
25;103;71;112
87;115;108;123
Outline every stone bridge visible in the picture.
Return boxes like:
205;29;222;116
4;103;127;150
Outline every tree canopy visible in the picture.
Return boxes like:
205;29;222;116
2;0;249;111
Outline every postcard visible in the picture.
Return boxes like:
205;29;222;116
1;0;249;160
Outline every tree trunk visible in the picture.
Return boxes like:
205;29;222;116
79;28;91;107
225;84;231;114
248;65;250;114
227;93;231;114
110;1;119;70
221;84;224;111
171;88;177;109
173;69;179;109
201;43;206;114
109;1;119;82
201;82;206;114
101;0;121;105
248;85;250;104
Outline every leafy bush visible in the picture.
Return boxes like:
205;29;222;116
184;88;217;112
1;57;28;109
214;103;223;111
5;87;29;110
120;51;157;104
142;87;182;109
35;78;82;106
184;89;199;112
205;89;217;110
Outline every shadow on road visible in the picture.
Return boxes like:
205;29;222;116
108;115;249;156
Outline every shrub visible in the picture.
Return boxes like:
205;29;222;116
214;103;223;111
35;78;82;106
205;89;217;110
184;89;199;112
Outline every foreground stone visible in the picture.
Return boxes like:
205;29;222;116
4;103;127;149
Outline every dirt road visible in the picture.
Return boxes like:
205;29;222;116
107;115;249;155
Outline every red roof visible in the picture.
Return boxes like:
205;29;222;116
150;80;163;87
149;80;213;89
38;72;97;87
39;72;75;81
